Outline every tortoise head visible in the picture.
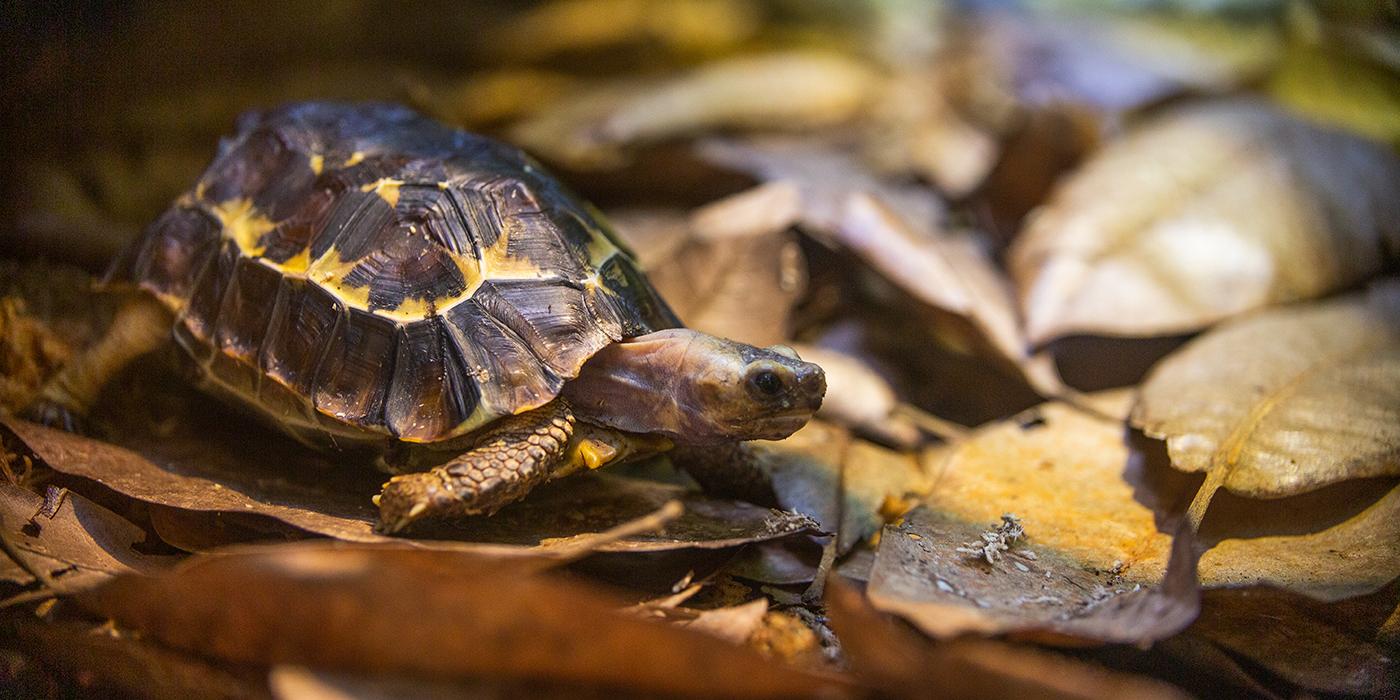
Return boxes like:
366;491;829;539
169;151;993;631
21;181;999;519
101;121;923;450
565;329;825;445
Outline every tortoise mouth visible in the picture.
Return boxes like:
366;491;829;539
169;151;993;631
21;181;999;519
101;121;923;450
731;411;813;442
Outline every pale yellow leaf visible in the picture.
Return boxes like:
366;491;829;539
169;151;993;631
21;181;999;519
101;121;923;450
926;391;1400;601
1010;100;1400;343
1131;282;1400;526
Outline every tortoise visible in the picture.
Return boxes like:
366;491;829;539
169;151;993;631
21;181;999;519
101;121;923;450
25;102;825;533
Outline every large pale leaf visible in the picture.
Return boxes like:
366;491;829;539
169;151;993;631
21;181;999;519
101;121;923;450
1132;282;1400;525
1010;100;1400;344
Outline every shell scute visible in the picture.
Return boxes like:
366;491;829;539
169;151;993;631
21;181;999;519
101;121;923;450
312;309;397;431
386;318;479;442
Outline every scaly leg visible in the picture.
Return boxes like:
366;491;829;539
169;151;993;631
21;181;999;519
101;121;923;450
24;294;171;430
376;399;672;534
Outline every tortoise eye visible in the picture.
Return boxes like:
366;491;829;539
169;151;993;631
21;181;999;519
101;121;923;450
749;369;784;397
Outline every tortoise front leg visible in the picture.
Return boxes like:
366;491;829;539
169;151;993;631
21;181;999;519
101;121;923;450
376;399;579;533
24;294;171;431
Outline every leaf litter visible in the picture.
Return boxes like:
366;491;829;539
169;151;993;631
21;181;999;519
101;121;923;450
5;3;1400;697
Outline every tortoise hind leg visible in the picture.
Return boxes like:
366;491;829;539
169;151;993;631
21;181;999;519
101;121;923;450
23;294;171;431
375;399;578;534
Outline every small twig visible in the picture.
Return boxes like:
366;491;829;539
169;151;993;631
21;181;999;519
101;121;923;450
0;588;57;610
893;403;970;442
803;435;852;605
537;499;685;566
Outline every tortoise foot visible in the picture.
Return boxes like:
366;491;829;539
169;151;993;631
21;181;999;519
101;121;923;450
373;400;578;535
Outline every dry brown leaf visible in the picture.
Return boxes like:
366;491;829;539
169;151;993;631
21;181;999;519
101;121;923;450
78;544;847;698
696;139;1069;398
511;52;878;168
0;480;173;595
613;186;807;347
3;419;816;555
483;0;760;63
865;504;1200;645
680;598;769;645
1131;282;1400;526
836;193;1068;398
826;581;1190;700
267;665;639;700
696;137;945;238
1190;583;1400;696
1010;100;1400;344
756;420;929;553
14;620;263;700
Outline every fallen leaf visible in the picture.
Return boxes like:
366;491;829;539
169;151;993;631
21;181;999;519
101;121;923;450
951;9;1279;122
1190;479;1400;602
0;480;173;595
512;52;878;168
1131;282;1400;526
756;420;929;553
79;544;847;698
681;598;769;644
1190;582;1400;696
724;538;822;586
836;192;1069;398
3;417;817;555
1268;40;1400;146
483;0;760;63
696;139;1070;399
826;580;1190;700
14;620;263;700
696;137;945;239
1010;100;1400;344
924;390;1400;601
614;185;807;347
267;665;636;700
865;505;1200;645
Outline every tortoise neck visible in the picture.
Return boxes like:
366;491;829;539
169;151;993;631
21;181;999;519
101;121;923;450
561;329;714;444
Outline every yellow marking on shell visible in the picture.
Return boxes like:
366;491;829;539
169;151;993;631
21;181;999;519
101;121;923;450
276;247;313;273
344;151;365;167
194;181;208;201
360;178;403;207
478;215;547;280
309;154;324;175
212;198;276;257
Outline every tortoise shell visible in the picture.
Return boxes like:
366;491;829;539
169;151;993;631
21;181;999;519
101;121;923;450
115;102;678;448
